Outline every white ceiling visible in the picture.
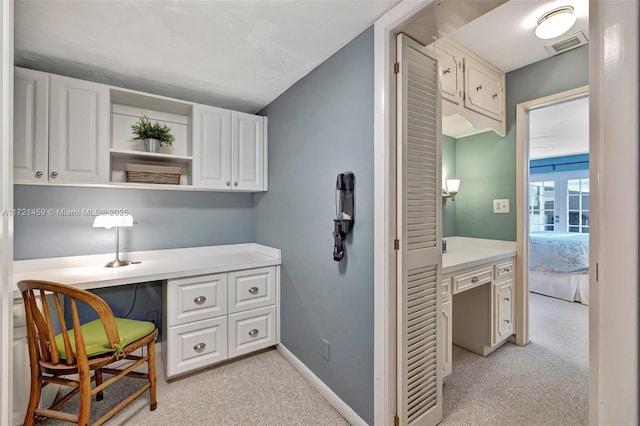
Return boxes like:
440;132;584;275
15;0;399;113
448;0;589;73
529;95;589;160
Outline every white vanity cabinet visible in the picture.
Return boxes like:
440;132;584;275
193;106;267;191
447;255;516;357
163;266;278;378
441;277;453;378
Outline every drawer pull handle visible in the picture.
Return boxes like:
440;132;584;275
492;93;498;99
248;286;259;295
476;84;482;91
503;268;511;273
248;329;259;338
193;296;207;305
443;67;451;74
471;276;479;283
193;342;206;352
504;297;510;302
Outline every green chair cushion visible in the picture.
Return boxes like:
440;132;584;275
55;318;155;360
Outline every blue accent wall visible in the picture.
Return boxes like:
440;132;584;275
442;135;457;237
452;45;588;240
254;27;374;423
530;154;589;174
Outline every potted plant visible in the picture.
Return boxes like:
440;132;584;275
131;115;175;153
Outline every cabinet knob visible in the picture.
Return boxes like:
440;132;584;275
35;171;43;178
443;67;451;75
504;297;510;302
248;328;259;338
503;268;511;273
471;276;479;283
476;85;483;91
50;171;58;178
492;93;498;99
193;342;206;352
226;181;230;186
193;295;206;305
234;182;238;187
504;320;511;324
248;286;259;295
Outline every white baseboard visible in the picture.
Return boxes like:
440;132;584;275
277;344;368;426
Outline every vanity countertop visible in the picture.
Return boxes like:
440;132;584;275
442;237;516;274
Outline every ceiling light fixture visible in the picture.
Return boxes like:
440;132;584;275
535;6;576;40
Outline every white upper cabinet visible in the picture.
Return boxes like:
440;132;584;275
193;107;267;191
49;75;110;183
193;104;232;190
14;68;49;182
232;111;266;191
430;38;506;138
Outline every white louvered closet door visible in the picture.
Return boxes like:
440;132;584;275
396;33;443;426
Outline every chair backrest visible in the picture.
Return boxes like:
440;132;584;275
17;280;120;366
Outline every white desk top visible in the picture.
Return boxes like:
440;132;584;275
13;243;281;299
442;237;516;274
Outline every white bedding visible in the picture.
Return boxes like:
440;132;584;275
529;269;589;305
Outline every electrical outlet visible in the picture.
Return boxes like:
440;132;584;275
147;311;158;327
321;338;330;361
493;199;510;213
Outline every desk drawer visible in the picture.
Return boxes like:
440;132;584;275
228;267;275;314
165;316;228;378
452;267;492;294
494;260;514;281
167;274;227;326
228;305;276;358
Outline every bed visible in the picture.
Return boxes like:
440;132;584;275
529;232;589;305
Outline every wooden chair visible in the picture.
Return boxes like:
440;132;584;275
18;280;158;426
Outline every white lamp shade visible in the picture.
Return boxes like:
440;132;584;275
92;214;133;229
446;179;461;194
535;6;576;40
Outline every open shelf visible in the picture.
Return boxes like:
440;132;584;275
110;149;193;165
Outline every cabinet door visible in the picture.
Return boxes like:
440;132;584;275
464;58;503;121
49;75;109;183
441;296;452;378
231;111;265;191
12;326;29;426
193;104;231;189
493;279;514;344
14;68;49;183
435;44;463;105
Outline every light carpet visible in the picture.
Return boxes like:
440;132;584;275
441;292;588;425
39;349;349;426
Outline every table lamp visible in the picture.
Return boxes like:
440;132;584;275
92;214;134;268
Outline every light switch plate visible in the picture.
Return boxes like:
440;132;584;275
493;199;510;213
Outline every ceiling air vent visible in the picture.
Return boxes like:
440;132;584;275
545;31;589;56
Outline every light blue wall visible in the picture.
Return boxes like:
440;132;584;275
530;154;589;174
15;185;255;331
442;135;456;237
254;27;374;424
454;45;588;240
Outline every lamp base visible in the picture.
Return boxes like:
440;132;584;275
105;259;131;268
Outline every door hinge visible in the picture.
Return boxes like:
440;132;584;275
394;239;400;250
394;415;400;426
394;62;400;74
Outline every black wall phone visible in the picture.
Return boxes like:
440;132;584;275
333;172;355;261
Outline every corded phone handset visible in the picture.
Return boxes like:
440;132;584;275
333;172;355;261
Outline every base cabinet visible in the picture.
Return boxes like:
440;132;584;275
447;256;515;357
163;266;278;378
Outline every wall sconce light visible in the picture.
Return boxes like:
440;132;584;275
92;214;134;268
534;6;576;40
442;179;461;203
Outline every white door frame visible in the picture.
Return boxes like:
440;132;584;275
374;1;639;425
514;85;589;347
0;1;14;425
